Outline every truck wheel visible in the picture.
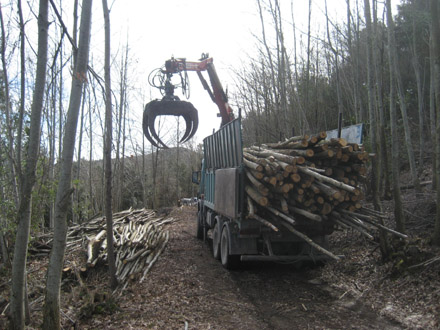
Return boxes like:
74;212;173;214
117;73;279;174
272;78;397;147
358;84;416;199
212;221;221;260
196;211;204;240
220;225;240;270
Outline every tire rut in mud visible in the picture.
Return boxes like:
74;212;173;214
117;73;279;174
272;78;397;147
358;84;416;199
224;261;402;329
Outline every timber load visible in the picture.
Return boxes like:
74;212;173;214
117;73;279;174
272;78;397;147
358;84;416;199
243;132;406;260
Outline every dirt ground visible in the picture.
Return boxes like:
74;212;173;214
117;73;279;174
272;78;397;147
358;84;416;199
78;206;438;330
1;199;439;329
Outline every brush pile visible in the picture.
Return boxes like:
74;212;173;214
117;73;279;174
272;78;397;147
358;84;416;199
244;132;406;259
31;208;176;286
81;208;175;285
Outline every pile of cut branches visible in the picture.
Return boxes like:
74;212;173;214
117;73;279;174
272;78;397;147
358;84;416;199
31;208;176;287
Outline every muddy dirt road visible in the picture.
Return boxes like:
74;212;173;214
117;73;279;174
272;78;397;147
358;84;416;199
84;207;402;329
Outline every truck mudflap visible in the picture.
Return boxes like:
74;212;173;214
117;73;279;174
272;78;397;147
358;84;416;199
228;222;259;255
239;235;343;263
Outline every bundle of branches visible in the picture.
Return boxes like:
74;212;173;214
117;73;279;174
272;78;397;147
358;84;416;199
244;132;406;260
80;208;175;286
32;208;176;286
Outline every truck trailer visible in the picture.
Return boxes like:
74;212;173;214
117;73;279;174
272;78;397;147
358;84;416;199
193;117;334;269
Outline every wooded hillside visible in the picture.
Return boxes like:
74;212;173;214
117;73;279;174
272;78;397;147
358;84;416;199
1;0;440;328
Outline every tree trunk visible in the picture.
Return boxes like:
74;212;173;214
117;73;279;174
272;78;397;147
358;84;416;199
16;0;25;182
151;145;159;209
49;63;56;229
365;0;389;258
363;0;381;211
0;5;19;205
9;1;49;329
75;85;86;223
386;0;420;192
356;0;366;122
306;0;312;125
430;0;440;245
256;0;280;133
387;7;405;233
102;0;117;289
430;33;437;191
42;1;92;328
411;19;425;170
373;0;391;199
324;0;343;136
0;185;10;267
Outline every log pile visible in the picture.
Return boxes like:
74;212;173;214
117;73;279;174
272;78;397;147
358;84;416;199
244;133;406;259
31;208;176;286
81;208;175;286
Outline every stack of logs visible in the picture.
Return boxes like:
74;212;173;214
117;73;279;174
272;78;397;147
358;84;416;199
64;208;174;287
244;132;406;260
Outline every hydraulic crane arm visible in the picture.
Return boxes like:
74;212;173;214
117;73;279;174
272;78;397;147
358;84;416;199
143;55;234;148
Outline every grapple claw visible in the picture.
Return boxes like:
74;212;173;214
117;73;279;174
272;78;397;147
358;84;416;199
180;111;199;143
142;111;161;148
142;99;199;148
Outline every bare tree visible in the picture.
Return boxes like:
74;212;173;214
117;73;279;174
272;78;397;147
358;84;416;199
102;0;117;289
386;0;420;192
430;0;440;245
355;0;366;122
0;4;19;205
256;0;279;133
42;0;92;328
386;0;405;234
430;32;437;191
306;0;312;124
9;1;49;328
115;43;129;211
16;0;25;181
324;0;343;136
363;0;380;210
373;0;391;199
75;85;87;222
410;13;426;169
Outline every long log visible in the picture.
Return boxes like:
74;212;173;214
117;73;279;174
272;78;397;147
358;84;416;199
245;185;269;207
264;137;309;149
250;213;279;232
288;206;322;222
298;167;358;194
243;152;266;166
337;217;374;240
280;221;340;261
140;231;169;283
243;158;263;172
247;198;279;232
339;209;407;239
266;206;296;225
312;181;341;200
246;148;299;165
245;170;269;196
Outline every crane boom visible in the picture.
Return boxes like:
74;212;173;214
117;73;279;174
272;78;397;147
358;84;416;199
143;55;234;148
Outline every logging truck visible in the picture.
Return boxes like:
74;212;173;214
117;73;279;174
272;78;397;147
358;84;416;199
143;55;406;269
143;54;341;269
191;117;335;269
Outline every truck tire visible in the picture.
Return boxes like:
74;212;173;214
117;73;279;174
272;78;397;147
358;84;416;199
220;225;240;270
196;211;204;240
212;220;221;260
